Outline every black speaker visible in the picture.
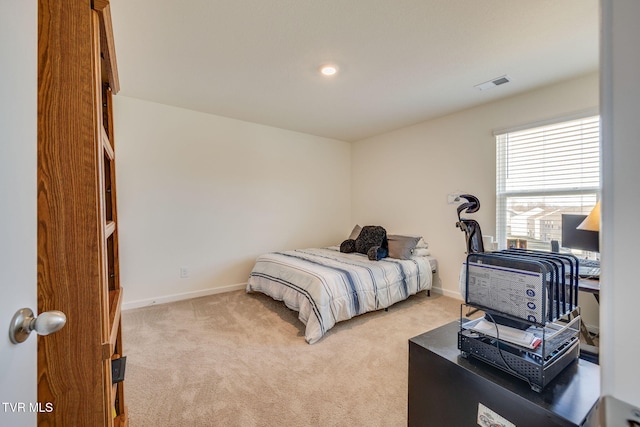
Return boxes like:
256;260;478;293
551;240;559;253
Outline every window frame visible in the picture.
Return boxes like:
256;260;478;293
495;111;601;251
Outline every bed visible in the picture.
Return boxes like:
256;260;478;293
246;245;436;344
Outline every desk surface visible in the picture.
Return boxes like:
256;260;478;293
579;277;600;295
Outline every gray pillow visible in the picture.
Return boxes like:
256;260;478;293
387;235;421;260
348;224;362;240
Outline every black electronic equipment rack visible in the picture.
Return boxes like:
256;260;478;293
458;250;581;392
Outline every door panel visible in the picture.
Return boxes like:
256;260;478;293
0;1;38;426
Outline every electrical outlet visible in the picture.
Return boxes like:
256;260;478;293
180;267;189;278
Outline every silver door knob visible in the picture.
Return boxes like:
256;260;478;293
9;308;67;344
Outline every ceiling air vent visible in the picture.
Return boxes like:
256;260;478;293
474;75;511;91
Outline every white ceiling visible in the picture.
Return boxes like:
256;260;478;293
110;0;599;142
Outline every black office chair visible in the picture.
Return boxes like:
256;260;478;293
456;194;485;317
455;194;534;328
455;194;484;254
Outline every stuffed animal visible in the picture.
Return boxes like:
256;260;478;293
340;225;389;261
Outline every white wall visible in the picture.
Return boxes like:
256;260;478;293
351;72;600;326
114;96;351;308
600;0;640;407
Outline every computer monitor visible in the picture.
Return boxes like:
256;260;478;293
561;214;599;253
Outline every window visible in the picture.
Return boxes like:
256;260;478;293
496;115;600;253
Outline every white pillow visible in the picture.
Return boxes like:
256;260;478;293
411;248;430;257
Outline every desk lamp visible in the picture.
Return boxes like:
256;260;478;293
577;201;600;232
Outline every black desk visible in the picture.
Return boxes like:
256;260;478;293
408;320;600;427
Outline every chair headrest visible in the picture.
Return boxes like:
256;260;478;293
456;194;480;217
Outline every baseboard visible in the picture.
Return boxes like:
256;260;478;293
435;286;464;301
122;282;247;310
124;283;459;310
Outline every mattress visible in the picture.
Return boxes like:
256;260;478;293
246;247;434;344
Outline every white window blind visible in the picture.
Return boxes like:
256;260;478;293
496;115;600;252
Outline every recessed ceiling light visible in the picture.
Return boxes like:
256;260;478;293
320;65;338;76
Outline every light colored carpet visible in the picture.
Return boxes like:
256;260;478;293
122;289;462;426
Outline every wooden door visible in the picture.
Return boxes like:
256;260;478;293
37;0;126;425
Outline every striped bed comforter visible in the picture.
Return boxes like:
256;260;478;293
246;247;433;344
